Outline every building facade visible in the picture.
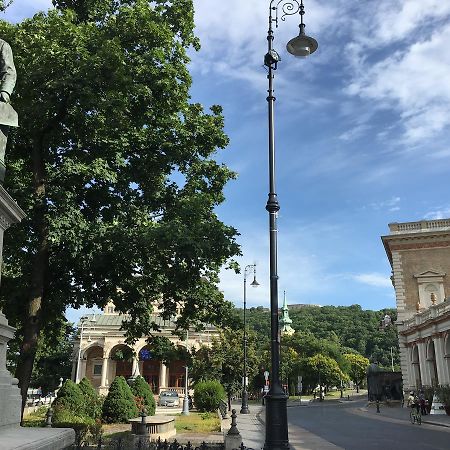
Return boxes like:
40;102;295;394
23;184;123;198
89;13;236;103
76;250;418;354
72;302;218;395
382;219;450;391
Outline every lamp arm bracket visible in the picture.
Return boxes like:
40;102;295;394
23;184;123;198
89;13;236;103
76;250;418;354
269;0;302;28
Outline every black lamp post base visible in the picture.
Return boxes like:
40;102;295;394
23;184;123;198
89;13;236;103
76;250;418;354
240;391;250;414
264;385;290;450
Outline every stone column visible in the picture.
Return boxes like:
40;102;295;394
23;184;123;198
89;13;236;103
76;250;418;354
433;336;449;384
159;363;167;391
417;342;430;386
100;357;109;388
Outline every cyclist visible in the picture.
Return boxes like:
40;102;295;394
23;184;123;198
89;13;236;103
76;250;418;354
407;391;421;424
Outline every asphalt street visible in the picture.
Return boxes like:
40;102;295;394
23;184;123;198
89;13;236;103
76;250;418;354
287;400;450;450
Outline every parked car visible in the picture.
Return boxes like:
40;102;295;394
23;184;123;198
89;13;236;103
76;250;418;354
159;391;180;407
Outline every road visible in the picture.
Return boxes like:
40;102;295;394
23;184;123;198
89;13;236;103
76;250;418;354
287;400;450;450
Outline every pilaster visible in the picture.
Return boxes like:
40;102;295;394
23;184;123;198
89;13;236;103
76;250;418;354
433;336;449;384
391;251;409;321
417;342;430;386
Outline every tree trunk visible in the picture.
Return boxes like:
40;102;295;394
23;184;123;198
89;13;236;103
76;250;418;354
15;137;48;421
356;383;359;393
227;392;231;411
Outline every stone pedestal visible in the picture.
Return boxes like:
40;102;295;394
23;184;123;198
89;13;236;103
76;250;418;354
0;186;75;448
0;186;25;428
0;311;22;427
430;394;446;415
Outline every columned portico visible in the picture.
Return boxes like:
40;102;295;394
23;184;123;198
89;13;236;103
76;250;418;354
382;218;450;392
74;303;219;395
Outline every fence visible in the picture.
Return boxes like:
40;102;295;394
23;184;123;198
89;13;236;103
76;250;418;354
68;437;254;450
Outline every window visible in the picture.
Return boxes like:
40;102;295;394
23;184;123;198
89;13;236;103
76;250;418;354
93;363;102;376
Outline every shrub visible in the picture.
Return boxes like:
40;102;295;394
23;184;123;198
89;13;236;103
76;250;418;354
102;376;138;423
78;377;103;419
130;376;156;416
194;380;225;412
52;408;101;447
53;380;85;417
435;385;450;406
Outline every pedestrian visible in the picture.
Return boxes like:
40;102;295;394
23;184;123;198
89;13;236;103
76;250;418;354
419;391;427;416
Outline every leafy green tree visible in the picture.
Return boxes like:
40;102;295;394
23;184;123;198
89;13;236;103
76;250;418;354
244;306;399;370
190;345;221;383
298;354;346;396
0;1;12;12
130;375;156;416
280;346;299;395
0;0;240;409
102;376;138;423
191;328;259;408
343;353;369;393
7;320;74;395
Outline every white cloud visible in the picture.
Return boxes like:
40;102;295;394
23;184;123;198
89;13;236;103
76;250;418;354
352;273;392;288
369;0;450;46
192;0;337;90
369;196;401;211
424;207;450;220
345;2;450;145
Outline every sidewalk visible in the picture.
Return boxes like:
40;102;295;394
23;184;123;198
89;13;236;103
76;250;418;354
234;404;343;450
358;402;450;428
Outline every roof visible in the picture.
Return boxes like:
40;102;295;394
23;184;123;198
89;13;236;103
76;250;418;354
77;313;217;331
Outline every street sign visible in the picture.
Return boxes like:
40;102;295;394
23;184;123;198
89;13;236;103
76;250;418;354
263;385;269;393
264;370;269;380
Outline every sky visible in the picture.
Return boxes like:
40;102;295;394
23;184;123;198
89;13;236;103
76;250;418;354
4;1;450;323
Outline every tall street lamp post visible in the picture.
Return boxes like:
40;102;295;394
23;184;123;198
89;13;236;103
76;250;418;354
263;2;317;449
241;264;259;414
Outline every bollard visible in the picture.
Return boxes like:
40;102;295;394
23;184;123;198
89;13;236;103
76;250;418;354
225;409;242;450
376;399;380;413
138;408;147;435
45;407;53;427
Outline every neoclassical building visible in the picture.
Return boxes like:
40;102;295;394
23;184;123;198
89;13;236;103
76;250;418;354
382;219;450;390
71;302;218;395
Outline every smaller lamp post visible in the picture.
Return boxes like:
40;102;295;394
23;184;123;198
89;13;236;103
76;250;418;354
241;264;259;414
75;314;97;383
182;330;190;415
75;316;88;383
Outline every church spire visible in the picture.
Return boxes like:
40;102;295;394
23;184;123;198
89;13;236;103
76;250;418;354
280;291;295;336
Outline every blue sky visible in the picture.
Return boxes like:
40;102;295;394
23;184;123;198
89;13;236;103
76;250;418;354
5;1;450;322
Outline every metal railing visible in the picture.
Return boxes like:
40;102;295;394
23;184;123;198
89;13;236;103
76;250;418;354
69;437;255;450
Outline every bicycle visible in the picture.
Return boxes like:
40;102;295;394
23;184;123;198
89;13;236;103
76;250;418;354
410;407;422;425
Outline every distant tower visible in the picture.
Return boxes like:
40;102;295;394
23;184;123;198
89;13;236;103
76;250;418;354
280;291;295;336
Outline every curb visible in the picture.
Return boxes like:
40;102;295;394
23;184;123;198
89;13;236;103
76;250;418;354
358;406;450;429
